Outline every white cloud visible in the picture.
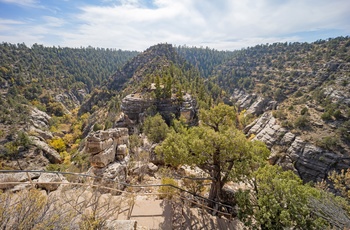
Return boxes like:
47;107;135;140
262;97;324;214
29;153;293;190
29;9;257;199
1;0;349;50
0;0;39;7
57;0;350;50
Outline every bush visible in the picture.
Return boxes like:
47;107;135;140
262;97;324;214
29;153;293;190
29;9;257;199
93;123;103;132
316;136;339;150
294;115;309;128
143;113;169;143
321;111;332;121
333;110;342;119
300;107;308;115
49;137;66;152
159;177;179;199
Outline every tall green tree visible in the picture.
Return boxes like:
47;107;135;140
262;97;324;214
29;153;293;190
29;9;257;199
156;104;269;208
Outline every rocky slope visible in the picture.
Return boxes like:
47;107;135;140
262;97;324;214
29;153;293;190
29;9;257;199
245;111;349;182
216;37;350;183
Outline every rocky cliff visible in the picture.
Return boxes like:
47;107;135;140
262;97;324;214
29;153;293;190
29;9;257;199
245;111;350;182
231;89;277;115
120;92;198;126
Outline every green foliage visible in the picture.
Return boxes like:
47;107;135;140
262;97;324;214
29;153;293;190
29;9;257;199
93;123;103;132
176;45;234;78
143;113;169;143
338;120;350;141
182;176;205;196
333;109;342;119
199;103;237;131
321;111;333;121
316;136;339;150
237;165;328;229
300;107;309;115
156;104;269;205
294;115;309;128
159;177;179;199
129;134;142;149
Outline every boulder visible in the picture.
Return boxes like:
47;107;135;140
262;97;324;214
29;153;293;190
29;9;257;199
91;145;116;168
116;144;128;161
86;128;130;167
86;138;114;155
230;89;275;115
92;161;128;195
30;107;51;129
31;136;62;164
37;173;67;191
28;126;53;140
104;220;137;230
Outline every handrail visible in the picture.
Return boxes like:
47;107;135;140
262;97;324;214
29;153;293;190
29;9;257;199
0;169;235;212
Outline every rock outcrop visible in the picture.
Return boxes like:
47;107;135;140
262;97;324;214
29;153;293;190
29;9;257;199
85;128;130;194
37;173;67;191
230;89;277;115
86;128;129;168
55;88;88;110
30;107;51;130
92;160;129;195
245;112;349;182
120;92;198;127
30;136;62;164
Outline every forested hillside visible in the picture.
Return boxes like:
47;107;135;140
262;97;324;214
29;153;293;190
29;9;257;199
176;45;234;78
0;38;350;229
210;37;350;155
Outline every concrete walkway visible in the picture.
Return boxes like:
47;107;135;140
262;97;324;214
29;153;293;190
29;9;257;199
129;199;172;229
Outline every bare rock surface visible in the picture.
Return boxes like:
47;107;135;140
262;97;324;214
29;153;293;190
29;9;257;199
30;107;51;129
37;173;67;191
245;111;349;182
121;92;198;125
86;128;131;194
231;89;276;115
31;136;62;164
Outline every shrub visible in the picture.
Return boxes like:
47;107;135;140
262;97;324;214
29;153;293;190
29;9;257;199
93;123;103;132
316;136;339;150
333;110;342;119
294;115;309;128
143;113;169;143
49;137;66;152
159;177;179;199
321;111;332;121
294;90;303;97
300;107;308;115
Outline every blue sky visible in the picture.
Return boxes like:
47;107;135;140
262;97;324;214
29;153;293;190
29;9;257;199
0;0;349;51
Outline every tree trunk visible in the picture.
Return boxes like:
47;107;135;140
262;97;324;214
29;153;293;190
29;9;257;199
208;164;222;214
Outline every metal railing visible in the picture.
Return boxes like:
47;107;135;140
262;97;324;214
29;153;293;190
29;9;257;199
0;169;235;219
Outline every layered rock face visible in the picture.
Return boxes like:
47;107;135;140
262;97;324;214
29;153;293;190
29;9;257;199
231;89;277;115
86;128;129;168
28;108;62;164
246;112;349;182
85;128;130;194
120;93;155;122
120;92;197;125
55;88;88;110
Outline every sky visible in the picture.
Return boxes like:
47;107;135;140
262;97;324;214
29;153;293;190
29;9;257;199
0;0;349;51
